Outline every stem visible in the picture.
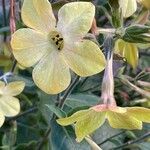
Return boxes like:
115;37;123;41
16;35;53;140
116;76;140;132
10;60;17;73
98;131;126;145
97;28;116;35
37;75;80;149
6;107;38;122
10;0;17;72
10;0;16;35
121;77;150;99
110;132;150;150
36;127;51;150
58;75;80;108
101;48;116;105
2;0;7;41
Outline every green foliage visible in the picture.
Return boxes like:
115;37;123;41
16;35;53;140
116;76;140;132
0;0;150;149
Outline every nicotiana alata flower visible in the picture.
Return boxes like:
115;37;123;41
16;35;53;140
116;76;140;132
57;104;150;142
11;0;106;94
0;81;25;127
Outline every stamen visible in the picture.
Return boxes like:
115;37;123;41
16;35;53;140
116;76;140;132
49;31;64;51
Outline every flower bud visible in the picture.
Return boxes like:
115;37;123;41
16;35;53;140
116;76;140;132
137;0;150;9
116;25;150;43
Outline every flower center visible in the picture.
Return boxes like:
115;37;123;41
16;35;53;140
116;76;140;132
49;31;64;51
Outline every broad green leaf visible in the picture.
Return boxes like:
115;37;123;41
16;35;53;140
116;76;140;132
92;122;124;150
2;124;17;147
65;93;100;108
51;120;91;150
46;104;66;118
37;91;56;123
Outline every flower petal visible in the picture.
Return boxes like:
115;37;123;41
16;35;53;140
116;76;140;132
57;2;95;40
21;0;56;33
11;28;54;67
75;110;106;142
2;81;25;96
127;107;150;123
0;112;5;127
107;111;142;130
0;96;20;117
119;0;137;18
57;109;90;126
33;51;71;94
0;81;5;94
62;40;106;77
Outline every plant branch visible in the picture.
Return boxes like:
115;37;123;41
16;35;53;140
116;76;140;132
121;77;150;99
58;75;80;108
6;107;38;122
98;131;126;145
37;75;80;149
2;0;7;41
10;0;16;35
110;132;150;150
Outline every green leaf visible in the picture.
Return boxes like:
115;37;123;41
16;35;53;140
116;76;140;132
50;119;91;150
134;142;150;150
37;91;56;123
46;104;66;118
93;122;124;149
65;93;100;108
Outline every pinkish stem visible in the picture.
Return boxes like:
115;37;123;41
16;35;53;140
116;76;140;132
101;52;116;106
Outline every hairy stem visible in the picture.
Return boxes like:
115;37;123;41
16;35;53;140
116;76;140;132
110;132;150;150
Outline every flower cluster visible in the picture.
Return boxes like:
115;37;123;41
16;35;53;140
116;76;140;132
0;81;25;127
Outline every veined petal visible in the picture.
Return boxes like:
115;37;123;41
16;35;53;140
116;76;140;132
33;51;71;94
0;81;5;94
57;2;95;40
75;110;106;142
11;28;54;67
0;112;5;127
2;81;25;96
119;0;137;18
107;111;142;130
0;96;20;117
62;40;106;77
127;107;150;123
57;109;90;126
21;0;56;33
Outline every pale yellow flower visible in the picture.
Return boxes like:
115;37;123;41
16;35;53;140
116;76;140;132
137;0;150;9
119;0;137;18
57;104;150;142
11;0;106;94
0;81;25;127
